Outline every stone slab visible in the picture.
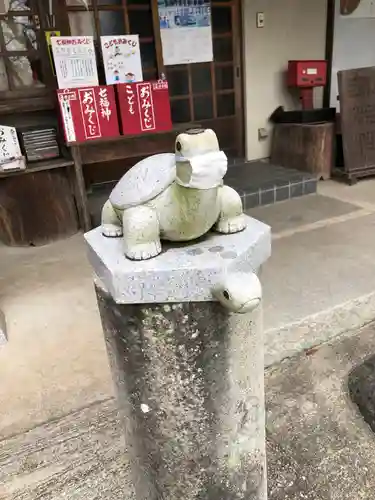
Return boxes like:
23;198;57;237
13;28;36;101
262;212;375;332
247;194;360;235
85;215;271;304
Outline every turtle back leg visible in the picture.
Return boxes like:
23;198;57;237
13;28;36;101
214;185;246;234
101;200;123;237
122;205;162;260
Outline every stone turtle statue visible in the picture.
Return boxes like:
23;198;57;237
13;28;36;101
101;128;246;262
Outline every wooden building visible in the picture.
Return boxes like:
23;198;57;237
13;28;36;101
0;0;334;243
0;0;243;185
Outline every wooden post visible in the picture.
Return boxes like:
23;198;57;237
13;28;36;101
71;145;91;231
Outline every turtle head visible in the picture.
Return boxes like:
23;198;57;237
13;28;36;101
212;272;262;314
175;128;227;189
175;128;219;157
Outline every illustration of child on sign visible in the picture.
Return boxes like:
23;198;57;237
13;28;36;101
107;44;138;84
125;72;136;83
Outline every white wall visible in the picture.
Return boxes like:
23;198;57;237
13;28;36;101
330;1;375;110
242;0;327;161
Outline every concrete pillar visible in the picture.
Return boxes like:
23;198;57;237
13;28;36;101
85;215;271;500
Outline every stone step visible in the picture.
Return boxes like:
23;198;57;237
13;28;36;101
226;159;317;210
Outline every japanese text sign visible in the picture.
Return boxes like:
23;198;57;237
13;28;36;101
51;36;99;89
101;35;143;85
0;125;22;161
57;85;120;143
116;80;172;136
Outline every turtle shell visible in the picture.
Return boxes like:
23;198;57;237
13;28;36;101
109;153;176;210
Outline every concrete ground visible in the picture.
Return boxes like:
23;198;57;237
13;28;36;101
251;180;375;366
3;179;375;436
1;319;375;499
2;178;375;497
0;237;113;438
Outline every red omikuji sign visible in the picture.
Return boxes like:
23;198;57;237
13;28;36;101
57;85;120;143
116;80;172;136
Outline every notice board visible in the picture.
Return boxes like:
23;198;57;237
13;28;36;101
57;85;120;143
116;80;172;136
338;66;375;175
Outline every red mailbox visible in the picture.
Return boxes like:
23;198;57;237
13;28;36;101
287;60;327;109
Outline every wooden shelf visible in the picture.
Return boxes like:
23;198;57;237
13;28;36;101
0;158;74;179
66;123;199;147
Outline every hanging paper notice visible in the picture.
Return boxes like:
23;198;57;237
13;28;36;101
57;85;120;143
116;80;172;135
51;36;98;89
158;0;213;65
101;35;143;85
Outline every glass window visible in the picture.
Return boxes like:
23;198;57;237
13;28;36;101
99;10;125;36
0;58;9;90
68;11;96;37
0;0;46;91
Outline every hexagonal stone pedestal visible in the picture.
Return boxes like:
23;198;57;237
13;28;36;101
85;215;271;500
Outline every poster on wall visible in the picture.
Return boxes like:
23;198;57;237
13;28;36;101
340;0;375;18
51;36;99;89
116;80;172;135
101;35;143;84
157;0;213;65
57;86;120;143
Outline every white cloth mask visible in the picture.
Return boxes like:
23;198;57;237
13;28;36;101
175;150;228;189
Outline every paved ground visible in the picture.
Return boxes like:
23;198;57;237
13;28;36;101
2;323;375;499
2;179;375;437
248;181;375;366
2;178;375;499
266;323;375;500
0;236;113;439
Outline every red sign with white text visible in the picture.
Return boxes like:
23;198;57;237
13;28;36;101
116;80;172;136
57;85;120;143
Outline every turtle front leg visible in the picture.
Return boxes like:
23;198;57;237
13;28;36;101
101;200;123;237
215;185;246;234
122;206;162;260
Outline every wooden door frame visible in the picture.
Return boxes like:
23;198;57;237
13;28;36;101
232;0;245;158
323;0;336;108
152;0;245;158
58;0;246;158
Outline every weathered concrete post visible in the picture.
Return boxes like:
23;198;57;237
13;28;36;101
85;215;271;500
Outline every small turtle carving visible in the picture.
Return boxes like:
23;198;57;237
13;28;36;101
101;128;246;261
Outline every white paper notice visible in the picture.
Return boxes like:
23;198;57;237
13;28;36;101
0;125;22;162
101;35;143;84
51;36;99;89
158;0;213;65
